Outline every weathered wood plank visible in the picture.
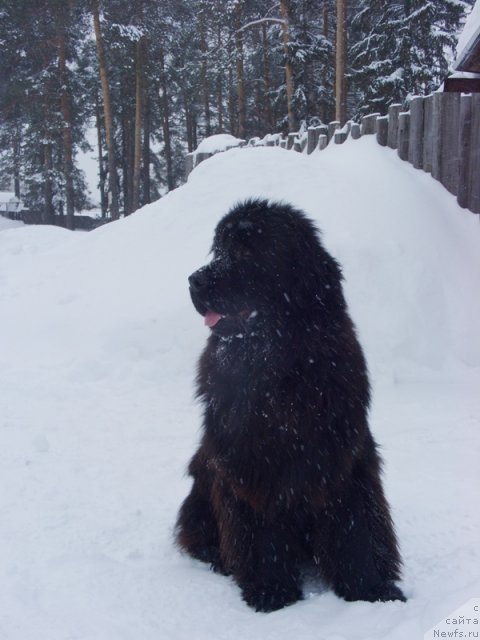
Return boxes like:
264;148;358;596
318;134;328;150
397;112;410;161
307;127;318;154
457;94;472;209
387;104;402;149
408;96;424;169
467;93;480;213
318;125;329;139
361;112;380;135
328;121;340;142
195;151;212;166
432;92;461;195
185;153;194;179
423;94;434;173
350;122;361;139
376;115;388;146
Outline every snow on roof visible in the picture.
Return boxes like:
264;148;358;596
455;0;480;69
0;192;23;212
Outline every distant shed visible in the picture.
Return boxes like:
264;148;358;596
445;2;480;92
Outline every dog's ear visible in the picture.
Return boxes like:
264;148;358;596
290;233;345;315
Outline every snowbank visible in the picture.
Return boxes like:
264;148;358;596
0;138;479;640
194;133;244;154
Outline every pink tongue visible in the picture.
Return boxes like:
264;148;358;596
204;311;223;327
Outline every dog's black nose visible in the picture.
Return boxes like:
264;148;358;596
188;269;208;292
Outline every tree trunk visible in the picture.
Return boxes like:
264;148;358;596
58;2;75;230
13;120;21;200
91;0;119;219
262;23;273;131
185;96;193;152
335;0;347;125
228;41;236;135
235;11;246;139
200;15;211;137
95;91;108;218
43;143;54;225
142;89;151;205
216;24;224;133
159;47;174;191
122;112;134;215
132;36;145;212
280;0;296;132
323;2;329;39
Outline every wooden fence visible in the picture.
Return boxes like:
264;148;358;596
0;209;106;230
186;92;480;215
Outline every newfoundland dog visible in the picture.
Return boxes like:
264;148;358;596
175;199;405;612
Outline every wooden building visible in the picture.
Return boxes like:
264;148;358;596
445;3;480;92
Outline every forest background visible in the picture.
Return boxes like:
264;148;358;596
0;0;473;227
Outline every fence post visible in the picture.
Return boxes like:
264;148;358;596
195;151;211;166
328;121;340;142
287;133;297;149
457;94;472;209
185;153;194;179
467;94;480;213
397;112;410;161
408;96;424;169
318;124;329;140
361;113;379;135
318;134;328;150
423;94;434;173
350;123;361;139
334;129;348;144
387;104;402;149
376;116;388;146
432;92;461;195
307;127;318;154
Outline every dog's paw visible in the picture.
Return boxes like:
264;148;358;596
209;558;230;576
337;579;406;603
241;581;302;612
367;581;406;603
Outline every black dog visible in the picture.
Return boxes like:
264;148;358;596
175;199;405;612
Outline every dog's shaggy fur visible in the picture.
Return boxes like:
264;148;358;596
175;199;405;612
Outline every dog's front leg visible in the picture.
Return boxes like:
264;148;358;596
213;485;303;612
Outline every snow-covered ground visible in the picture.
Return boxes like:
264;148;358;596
1;138;479;639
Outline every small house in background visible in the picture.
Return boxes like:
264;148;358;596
445;1;480;92
0;191;24;215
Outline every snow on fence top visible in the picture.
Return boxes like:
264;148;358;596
194;134;244;155
186;134;245;177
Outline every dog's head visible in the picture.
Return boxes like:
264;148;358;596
188;199;344;338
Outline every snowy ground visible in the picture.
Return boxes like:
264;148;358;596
1;138;479;639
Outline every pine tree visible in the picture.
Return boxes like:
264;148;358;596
350;0;473;116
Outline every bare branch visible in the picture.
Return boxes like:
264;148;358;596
236;17;285;34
